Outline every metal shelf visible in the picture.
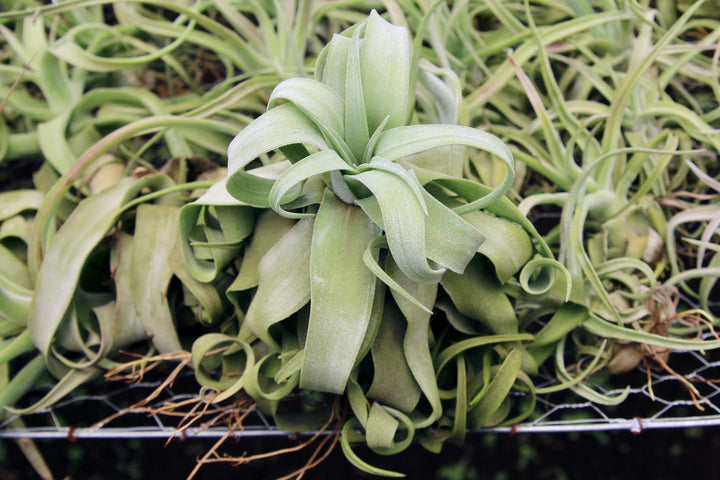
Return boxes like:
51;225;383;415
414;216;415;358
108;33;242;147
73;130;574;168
2;348;720;440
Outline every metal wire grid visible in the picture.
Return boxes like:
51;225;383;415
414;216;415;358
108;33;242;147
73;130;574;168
1;346;720;440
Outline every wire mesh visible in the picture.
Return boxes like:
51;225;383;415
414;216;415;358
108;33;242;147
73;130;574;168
2;344;720;440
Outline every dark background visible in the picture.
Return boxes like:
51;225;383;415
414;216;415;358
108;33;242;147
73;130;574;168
1;426;718;480
3;351;718;480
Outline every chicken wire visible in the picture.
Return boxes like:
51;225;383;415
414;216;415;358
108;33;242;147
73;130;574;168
2;344;720;440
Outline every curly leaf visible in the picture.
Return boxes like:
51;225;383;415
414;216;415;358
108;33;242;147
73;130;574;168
28;175;173;375
468;349;522;428
269;149;355;218
351;168;444;283
441;256;519;335
268;78;353;160
462;209;533;283
191;333;255;402
179;179;254;283
375;124;514;209
226;103;329;199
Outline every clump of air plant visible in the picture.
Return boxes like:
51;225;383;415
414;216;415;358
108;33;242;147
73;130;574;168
179;10;560;475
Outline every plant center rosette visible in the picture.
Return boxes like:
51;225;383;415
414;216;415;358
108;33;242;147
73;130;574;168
180;11;561;474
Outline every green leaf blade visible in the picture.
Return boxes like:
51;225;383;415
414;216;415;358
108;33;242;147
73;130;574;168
300;191;380;394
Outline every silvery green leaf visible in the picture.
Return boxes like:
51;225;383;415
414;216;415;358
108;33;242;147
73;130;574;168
179;179;254;282
316;33;350;97
344;28;370;161
0;245;33;324
228;161;300;208
269;149;356;218
462;210;533;283
0;190;45;221
357;188;484;276
129;204;183;354
228;211;296;294
375;124;514;209
468;349;522;428
361;236;432;314
441;256;519;335
268;77;346;148
244;218;313;350
28;175;173;376
360;10;411;132
366;301;421;413
351;168;444;283
385;258;442;428
300;191;380;394
226;103;329;198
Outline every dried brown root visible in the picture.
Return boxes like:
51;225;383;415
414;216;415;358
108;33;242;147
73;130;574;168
97;350;342;480
640;303;719;409
604;284;720;409
190;397;344;480
666;309;719;341
93;351;193;428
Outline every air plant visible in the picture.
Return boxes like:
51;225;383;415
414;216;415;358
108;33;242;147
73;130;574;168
1;1;720;478
178;10;579;474
0;0;335;425
469;0;720;405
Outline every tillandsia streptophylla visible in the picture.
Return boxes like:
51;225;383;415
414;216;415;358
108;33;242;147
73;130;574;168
181;10;560;473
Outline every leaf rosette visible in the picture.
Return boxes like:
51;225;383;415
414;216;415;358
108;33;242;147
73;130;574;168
181;10;553;472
